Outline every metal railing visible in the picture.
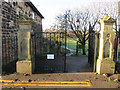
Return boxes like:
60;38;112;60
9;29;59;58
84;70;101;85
2;35;18;72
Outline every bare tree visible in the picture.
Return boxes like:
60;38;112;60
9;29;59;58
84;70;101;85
56;8;100;55
55;1;118;55
69;10;90;55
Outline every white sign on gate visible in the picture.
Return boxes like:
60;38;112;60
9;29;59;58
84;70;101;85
47;54;54;60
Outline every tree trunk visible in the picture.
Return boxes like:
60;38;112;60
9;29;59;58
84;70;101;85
82;44;86;55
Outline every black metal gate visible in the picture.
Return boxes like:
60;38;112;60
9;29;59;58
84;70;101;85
33;32;66;73
88;30;100;72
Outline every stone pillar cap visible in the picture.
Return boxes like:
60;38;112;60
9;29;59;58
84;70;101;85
17;16;33;24
99;15;115;24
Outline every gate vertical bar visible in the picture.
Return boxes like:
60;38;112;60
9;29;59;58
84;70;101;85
50;33;51;52
9;36;11;62
5;37;6;65
64;12;67;72
93;34;97;72
34;33;36;63
0;1;2;88
2;37;4;66
39;32;41;54
6;36;8;65
8;36;9;64
15;36;18;61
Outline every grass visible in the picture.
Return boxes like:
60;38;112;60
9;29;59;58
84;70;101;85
61;48;71;54
36;47;70;58
36;37;88;57
2;72;6;74
67;38;76;50
66;37;88;56
70;44;88;56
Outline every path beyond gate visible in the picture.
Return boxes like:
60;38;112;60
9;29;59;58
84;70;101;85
33;32;66;73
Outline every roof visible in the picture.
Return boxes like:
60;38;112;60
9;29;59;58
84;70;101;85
26;1;44;19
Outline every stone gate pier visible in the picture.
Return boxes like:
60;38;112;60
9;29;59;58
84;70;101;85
16;17;35;74
96;16;116;74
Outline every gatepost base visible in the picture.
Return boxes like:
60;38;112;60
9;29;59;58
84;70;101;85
96;59;115;74
16;60;35;74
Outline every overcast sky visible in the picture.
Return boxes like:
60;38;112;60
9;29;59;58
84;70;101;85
30;0;117;30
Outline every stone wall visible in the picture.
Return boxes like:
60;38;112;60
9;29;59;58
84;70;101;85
9;0;43;25
2;1;18;73
2;1;18;36
1;1;43;73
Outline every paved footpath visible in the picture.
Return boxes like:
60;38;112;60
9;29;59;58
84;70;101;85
1;73;119;88
66;56;92;73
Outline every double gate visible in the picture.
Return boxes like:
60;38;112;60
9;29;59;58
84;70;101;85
33;32;66;73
